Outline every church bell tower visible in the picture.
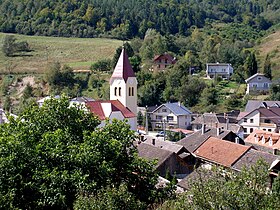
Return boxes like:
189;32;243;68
109;47;137;116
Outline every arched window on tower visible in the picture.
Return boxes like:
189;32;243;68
131;87;134;96
114;87;117;96
128;87;131;96
119;87;121;96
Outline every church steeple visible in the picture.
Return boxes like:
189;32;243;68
110;47;135;84
109;47;137;118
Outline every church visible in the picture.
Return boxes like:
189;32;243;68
86;47;138;130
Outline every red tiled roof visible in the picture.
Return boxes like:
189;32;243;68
110;48;135;83
194;137;251;167
86;101;106;120
153;53;173;62
86;100;135;120
110;100;136;118
245;129;280;149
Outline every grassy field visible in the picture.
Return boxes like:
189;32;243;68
257;29;280;80
0;33;123;74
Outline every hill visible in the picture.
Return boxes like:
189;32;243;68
0;33;123;74
0;0;279;39
257;29;280;80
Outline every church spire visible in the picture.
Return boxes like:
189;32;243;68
110;47;135;84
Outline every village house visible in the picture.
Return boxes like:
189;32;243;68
177;137;280;191
148;102;192;130
152;53;176;71
244;100;280;113
244;129;280;155
137;142;193;177
238;107;280;137
245;73;272;94
176;126;244;154
191;111;244;138
206;62;233;79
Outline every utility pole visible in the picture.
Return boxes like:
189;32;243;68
145;106;148;134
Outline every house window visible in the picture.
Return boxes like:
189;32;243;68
131;87;134;96
156;115;162;120
269;138;273;146
167;116;174;121
244;118;247;123
244;128;247;133
250;128;253;133
264;119;271;123
264;83;268;88
268;129;272;132
258;77;262;80
114;87;117;96
119;87;121;96
162;109;167;112
165;59;168;63
250;119;254;123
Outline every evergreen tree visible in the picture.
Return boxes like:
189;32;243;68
263;54;272;79
245;52;258;78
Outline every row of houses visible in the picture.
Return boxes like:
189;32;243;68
137;127;280;191
153;53;276;94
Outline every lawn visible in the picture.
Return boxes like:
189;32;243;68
0;33;123;74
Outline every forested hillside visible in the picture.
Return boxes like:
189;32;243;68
0;0;279;39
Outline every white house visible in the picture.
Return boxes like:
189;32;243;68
149;102;192;130
206;63;233;79
238;107;280;137
245;73;272;94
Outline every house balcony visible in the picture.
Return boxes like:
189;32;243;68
259;123;276;127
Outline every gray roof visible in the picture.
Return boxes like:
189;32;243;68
232;148;279;171
245;100;280;113
176;128;232;153
137;143;174;168
177;167;217;190
144;138;185;154
245;73;272;83
153;102;192;116
70;97;95;103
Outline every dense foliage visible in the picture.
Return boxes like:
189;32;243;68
160;161;280;210
0;97;168;209
0;0;279;39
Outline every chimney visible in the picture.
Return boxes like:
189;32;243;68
178;101;181;107
152;139;155;145
225;114;229;130
216;123;219;136
201;124;205;135
235;137;240;144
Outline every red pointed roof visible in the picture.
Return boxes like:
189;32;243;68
110;48;135;84
86;100;135;120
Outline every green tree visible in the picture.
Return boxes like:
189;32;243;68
245;52;258;78
2;35;30;56
200;86;218;106
2;35;17;56
0;97;166;209
270;84;280;100
90;59;112;72
160;160;280;209
263;54;272;80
